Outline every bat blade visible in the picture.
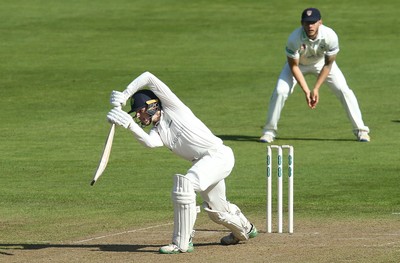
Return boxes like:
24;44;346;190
91;124;116;186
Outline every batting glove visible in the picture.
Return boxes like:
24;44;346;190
107;108;134;129
110;90;128;107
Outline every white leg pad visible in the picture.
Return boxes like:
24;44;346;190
203;202;252;241
171;174;197;252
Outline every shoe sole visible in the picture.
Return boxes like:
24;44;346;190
249;228;258;239
159;245;194;254
259;139;274;143
259;136;274;143
221;227;258;246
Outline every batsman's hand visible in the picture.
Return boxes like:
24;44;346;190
107;108;134;129
110;90;128;107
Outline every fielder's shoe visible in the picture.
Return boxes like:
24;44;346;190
220;224;258;245
357;131;370;142
259;133;275;143
159;242;194;254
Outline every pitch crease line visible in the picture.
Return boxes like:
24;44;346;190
73;222;173;243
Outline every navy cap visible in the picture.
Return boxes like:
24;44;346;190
128;90;159;114
301;8;321;22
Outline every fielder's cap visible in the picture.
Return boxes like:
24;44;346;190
301;8;321;22
128;90;159;114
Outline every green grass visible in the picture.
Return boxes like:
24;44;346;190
1;0;399;243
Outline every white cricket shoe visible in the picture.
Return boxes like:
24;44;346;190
220;224;258;245
159;243;194;254
357;131;370;142
259;133;275;143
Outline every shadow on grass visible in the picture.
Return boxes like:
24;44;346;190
217;134;355;142
277;137;354;142
217;135;260;142
0;241;221;255
0;229;225;255
0;244;159;254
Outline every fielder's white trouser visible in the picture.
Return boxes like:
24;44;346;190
263;61;369;136
185;145;252;240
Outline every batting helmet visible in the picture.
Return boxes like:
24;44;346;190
128;90;161;115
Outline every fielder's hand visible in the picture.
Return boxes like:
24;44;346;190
310;90;319;109
107;108;134;129
110;90;128;107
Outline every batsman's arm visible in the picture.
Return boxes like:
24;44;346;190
123;71;188;113
128;122;163;148
109;72;157;108
107;107;163;148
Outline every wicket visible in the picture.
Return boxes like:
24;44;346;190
267;145;294;234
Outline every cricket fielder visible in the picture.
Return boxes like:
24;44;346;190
106;71;258;254
260;7;370;143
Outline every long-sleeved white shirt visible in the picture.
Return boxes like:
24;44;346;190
123;72;223;162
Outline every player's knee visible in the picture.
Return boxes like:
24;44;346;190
172;174;196;205
275;83;291;97
202;202;224;224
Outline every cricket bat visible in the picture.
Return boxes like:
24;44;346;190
90;123;116;186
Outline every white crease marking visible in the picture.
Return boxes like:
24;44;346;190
73;222;173;244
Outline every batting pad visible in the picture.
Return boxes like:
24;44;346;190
203;202;252;241
171;174;196;252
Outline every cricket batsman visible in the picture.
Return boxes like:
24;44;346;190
106;71;258;254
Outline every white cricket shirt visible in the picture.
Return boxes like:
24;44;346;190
123;72;223;162
285;24;340;65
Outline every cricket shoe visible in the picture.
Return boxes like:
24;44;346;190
259;133;275;143
159;242;194;254
220;224;258;245
357;130;370;142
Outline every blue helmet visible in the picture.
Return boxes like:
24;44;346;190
128;90;161;116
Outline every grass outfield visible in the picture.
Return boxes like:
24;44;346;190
1;0;399;251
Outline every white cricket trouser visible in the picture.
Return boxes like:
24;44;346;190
185;144;234;212
263;61;369;136
183;145;253;241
